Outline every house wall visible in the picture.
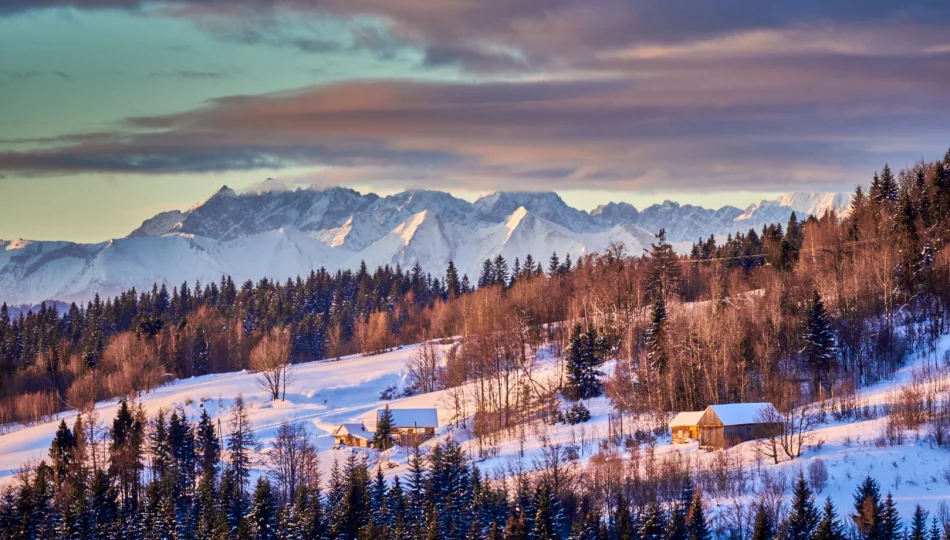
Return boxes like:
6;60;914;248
699;422;782;449
671;425;698;443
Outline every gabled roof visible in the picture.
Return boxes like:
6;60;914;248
669;411;704;428
379;408;439;428
705;403;779;426
335;423;375;440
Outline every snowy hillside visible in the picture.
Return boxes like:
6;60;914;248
0;186;849;305
1;334;948;520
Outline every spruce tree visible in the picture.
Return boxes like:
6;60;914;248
375;406;395;451
813;497;845;540
880;493;902;540
564;324;608;401
928;517;941;540
645;294;668;373
803;290;836;397
250;477;278;540
751;504;774;540
784;473;818;540
910;505;929;540
227;395;258;496
640;501;666;540
614;495;634;540
852;476;883;540
686;490;710;540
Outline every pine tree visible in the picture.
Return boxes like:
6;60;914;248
751;503;774;540
533;484;558;540
195;408;220;478
640;501;666;540
250;477;278;540
784;473;818;540
910;505;929;540
478;259;494;288
928;517;941;540
645;294;668;373
445;260;461;298
227;395;258;496
852;476;883;540
548;252;561;276
505;510;528;540
880;493;902;540
49;420;75;489
686;490;710;540
375;405;395;451
647;229;680;299
813;497;845;540
493;255;509;288
614;496;634;540
564;325;608;401
803;290;836;398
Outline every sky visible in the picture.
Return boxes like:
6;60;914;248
1;1;949;242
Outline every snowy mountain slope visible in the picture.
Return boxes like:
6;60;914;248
0;186;851;305
1;333;948;521
775;191;853;218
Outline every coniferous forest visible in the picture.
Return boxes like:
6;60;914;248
1;149;950;538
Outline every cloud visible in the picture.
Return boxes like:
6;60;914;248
149;69;230;80
2;49;949;192
4;1;949;73
2;1;948;192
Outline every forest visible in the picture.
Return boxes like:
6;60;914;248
0;149;949;538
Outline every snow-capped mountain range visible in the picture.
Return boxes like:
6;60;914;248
0;185;852;305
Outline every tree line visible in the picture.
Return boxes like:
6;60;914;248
5;396;948;540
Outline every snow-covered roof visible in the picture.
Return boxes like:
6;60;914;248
669;411;704;427
705;403;779;426
379;408;439;428
335;423;374;440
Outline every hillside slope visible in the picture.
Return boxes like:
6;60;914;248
0;334;947;519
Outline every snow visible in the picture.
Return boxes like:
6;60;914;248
336;423;374;440
0;334;948;520
381;408;439;428
706;402;779;426
669;411;704;427
0;187;854;305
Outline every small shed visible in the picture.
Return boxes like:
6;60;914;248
381;408;439;445
335;423;375;448
669;411;704;443
696;403;781;449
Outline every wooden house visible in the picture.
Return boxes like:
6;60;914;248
696;403;781;449
381;408;439;446
669;411;704;443
334;423;375;448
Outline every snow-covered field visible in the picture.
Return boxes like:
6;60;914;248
0;334;948;520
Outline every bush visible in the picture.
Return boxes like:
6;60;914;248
565;402;591;425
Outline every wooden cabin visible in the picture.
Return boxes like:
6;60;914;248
696;403;781;449
381;408;439;446
334;423;375;448
669;411;704;443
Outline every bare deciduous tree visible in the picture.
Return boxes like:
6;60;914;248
251;327;292;401
267;420;318;506
407;341;443;394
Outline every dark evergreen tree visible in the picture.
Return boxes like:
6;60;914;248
563;325;608;401
802;290;836;397
686;489;710;540
375;405;395;451
784;473;818;540
880;493;902;540
645;294;668;373
910;505;929;540
751;504;774;540
250;477;278;540
852;476;883;540
813;497;845;540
